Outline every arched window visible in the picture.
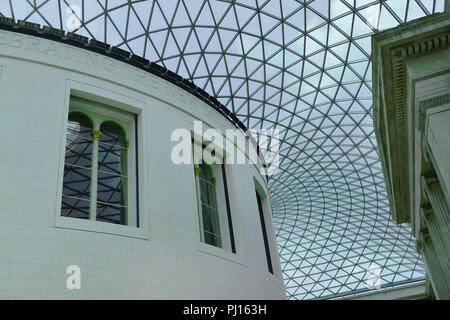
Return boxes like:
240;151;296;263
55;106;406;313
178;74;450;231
97;121;128;224
61;112;93;219
60;98;136;227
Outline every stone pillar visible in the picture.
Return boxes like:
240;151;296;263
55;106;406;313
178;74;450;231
421;172;450;237
420;205;450;281
418;231;450;299
89;129;102;221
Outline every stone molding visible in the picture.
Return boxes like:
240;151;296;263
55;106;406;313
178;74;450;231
418;92;450;131
373;14;450;223
391;33;449;172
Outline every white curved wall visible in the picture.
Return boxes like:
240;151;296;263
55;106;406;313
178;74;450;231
0;30;285;299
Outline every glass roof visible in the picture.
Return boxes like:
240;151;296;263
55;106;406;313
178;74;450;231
2;0;445;299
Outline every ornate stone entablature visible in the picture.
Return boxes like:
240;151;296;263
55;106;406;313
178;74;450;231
418;92;450;131
373;10;450;299
372;12;450;224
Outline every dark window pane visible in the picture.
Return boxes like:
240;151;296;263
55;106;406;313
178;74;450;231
256;191;273;274
62;165;91;200
96;202;126;224
66;112;93;145
204;231;221;247
65;113;93;167
198;163;218;209
65;138;93;168
97;121;127;225
199;164;208;180
97;171;127;207
61;113;93;218
100;121;126;147
196;162;221;248
98;143;125;175
61;196;90;219
198;178;217;210
201;204;221;247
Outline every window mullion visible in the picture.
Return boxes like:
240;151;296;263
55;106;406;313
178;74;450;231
194;165;206;243
89;129;102;221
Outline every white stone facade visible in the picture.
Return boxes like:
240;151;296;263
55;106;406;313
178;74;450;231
0;30;285;299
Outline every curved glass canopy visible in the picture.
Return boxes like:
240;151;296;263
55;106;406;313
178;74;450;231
3;0;445;299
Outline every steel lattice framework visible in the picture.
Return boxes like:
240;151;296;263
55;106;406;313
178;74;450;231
3;0;446;299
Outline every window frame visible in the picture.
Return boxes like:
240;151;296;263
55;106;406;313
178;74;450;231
191;137;241;260
61;99;135;226
255;190;273;274
96;120;129;225
55;82;149;240
254;176;282;281
194;161;222;248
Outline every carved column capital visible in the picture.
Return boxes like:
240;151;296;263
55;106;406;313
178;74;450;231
420;203;434;221
91;130;102;141
419;229;431;246
123;139;130;149
421;171;438;200
421;134;432;163
416;240;423;254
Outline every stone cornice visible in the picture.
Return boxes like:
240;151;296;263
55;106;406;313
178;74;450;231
390;31;449;173
418;92;450;131
0;19;247;132
419;92;450;109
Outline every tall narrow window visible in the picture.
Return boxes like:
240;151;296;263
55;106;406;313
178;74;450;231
61;97;136;226
195;162;222;248
256;191;273;274
192;140;236;252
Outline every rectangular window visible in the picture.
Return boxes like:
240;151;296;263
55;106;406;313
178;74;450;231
61;96;137;226
193;141;236;252
195;162;222;247
256;191;273;274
